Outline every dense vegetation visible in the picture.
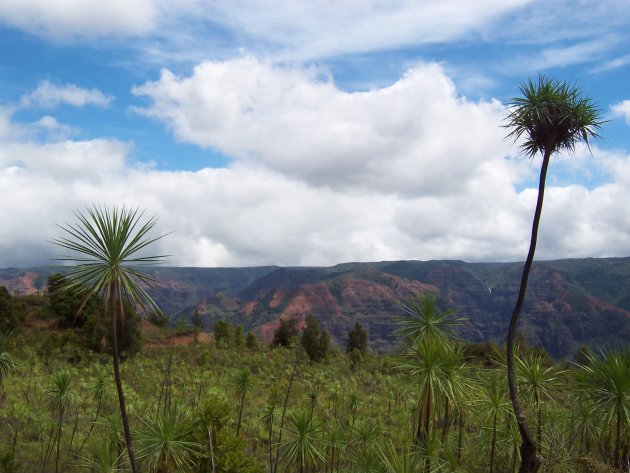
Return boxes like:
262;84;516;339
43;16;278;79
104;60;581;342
0;287;628;472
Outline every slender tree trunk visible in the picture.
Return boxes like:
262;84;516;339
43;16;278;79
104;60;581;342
414;399;422;445
41;422;54;472
506;150;551;473
11;424;18;453
273;357;298;473
328;446;335;473
54;406;63;473
614;401;621;469
208;426;216;473
112;293;139;473
78;397;102;452
535;394;542;452
268;421;274;473
69;410;79;453
442;397;450;442
457;411;464;462
490;412;497;473
236;395;245;436
424;389;432;443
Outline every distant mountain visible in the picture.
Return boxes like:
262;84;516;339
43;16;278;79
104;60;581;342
2;258;629;358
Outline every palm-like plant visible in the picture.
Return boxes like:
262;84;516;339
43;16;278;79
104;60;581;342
568;389;601;456
352;420;379;455
578;350;630;469
280;411;325;473
515;352;565;447
75;443;125;473
135;412;202;472
397;291;464;347
47;371;77;473
475;373;511;473
504;76;603;473
328;383;340;416
233;368;254;437
377;443;423;473
0;331;18;395
307;389;318;419
346;392;362;429
353;448;381;473
400;339;468;450
53;205;168;473
261;398;278;473
324;421;345;473
79;375;110;451
98;412;126;456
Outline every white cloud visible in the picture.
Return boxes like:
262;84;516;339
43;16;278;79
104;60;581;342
196;0;530;61
1;133;630;269
0;0;529;58
2;62;630;269
501;37;618;74
489;0;630;46
592;54;630;73
0;0;157;39
2;0;627;71
29;116;79;141
611;100;630;126
21;81;113;109
0;107;23;140
536;39;614;69
133;58;513;197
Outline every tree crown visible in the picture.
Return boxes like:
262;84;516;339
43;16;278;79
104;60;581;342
505;75;603;158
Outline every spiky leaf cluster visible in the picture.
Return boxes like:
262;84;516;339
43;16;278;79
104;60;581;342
505;75;603;157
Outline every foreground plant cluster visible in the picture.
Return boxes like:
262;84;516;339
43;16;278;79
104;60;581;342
0;310;628;473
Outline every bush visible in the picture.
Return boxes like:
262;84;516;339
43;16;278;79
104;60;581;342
346;322;368;355
0;287;25;333
190;395;264;473
272;318;298;348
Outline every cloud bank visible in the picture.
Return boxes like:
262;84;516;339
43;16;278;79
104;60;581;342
1;61;629;268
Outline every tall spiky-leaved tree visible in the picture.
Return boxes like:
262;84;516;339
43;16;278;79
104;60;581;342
504;76;603;473
233;368;254;436
53;206;168;473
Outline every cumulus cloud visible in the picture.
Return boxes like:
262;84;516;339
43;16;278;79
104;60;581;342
611;100;630;126
21;81;113;109
2;61;630;269
133;58;513;197
1;132;629;269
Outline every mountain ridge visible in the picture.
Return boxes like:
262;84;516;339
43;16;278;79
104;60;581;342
2;257;629;357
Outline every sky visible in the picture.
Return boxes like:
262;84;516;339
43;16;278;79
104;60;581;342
1;0;630;268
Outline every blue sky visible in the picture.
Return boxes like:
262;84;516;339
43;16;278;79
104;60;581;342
1;0;629;268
